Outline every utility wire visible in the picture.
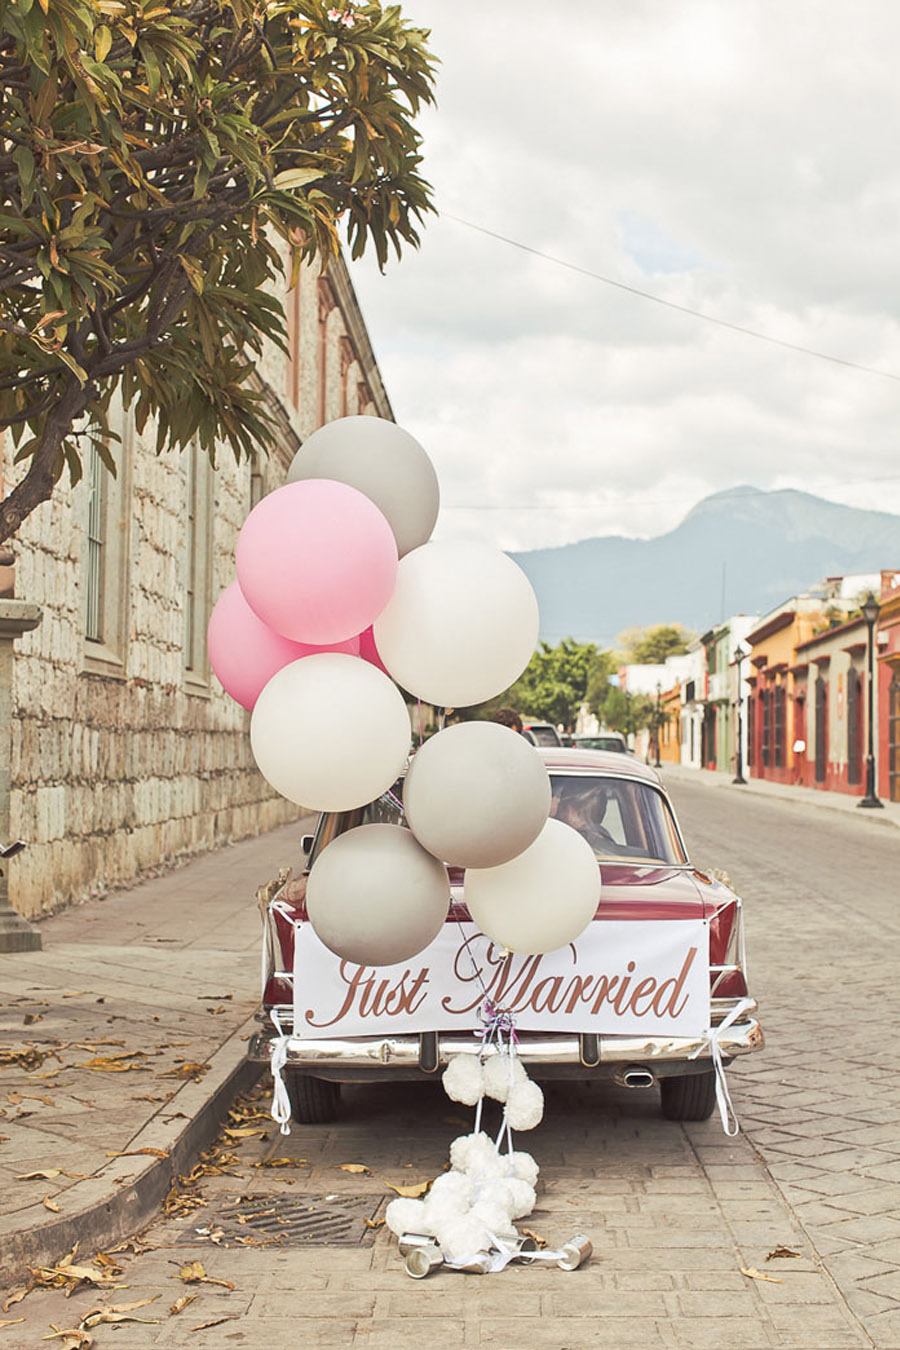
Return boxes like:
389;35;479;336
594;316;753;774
444;213;900;385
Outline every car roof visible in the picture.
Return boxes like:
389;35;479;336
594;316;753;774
536;746;662;785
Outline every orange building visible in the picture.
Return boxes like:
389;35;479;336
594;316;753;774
745;600;826;785
657;684;682;765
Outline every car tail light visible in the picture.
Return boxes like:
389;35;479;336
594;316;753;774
708;898;747;998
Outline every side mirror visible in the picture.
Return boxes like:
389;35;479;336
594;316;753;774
300;834;314;857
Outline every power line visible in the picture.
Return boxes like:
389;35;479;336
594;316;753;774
442;475;900;511
444;213;900;385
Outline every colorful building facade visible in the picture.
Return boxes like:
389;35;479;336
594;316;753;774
792;617;868;794
877;570;900;803
745;601;825;785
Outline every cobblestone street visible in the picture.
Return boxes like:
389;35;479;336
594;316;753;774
3;776;900;1348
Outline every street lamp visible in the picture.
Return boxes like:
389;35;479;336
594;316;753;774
654;682;662;768
733;642;748;786
858;592;883;809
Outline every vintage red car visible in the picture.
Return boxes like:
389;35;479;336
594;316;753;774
251;748;763;1126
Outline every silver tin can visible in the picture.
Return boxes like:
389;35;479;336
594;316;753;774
405;1246;444;1279
398;1232;440;1258
557;1235;592;1271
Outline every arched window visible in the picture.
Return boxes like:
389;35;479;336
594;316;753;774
847;667;862;786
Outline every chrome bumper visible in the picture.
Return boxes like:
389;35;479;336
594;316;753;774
249;1003;762;1081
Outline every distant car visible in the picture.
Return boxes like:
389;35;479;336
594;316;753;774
576;733;630;754
254;748;762;1127
521;721;562;747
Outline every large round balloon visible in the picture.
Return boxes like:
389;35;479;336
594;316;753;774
306;823;450;965
373;541;539;707
287;416;439;558
236;479;397;645
207;581;359;711
250;654;411;811
464;818;600;954
404;722;551;867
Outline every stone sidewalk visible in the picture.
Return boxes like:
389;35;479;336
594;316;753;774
0;818;308;1282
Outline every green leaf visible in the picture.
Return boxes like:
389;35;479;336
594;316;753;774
273;167;325;190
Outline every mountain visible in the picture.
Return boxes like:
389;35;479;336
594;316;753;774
510;487;900;645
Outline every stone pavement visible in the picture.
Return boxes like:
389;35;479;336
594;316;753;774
0;818;308;1280
674;770;900;1349
0;1076;863;1349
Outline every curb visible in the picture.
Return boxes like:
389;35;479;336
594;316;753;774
0;1014;264;1288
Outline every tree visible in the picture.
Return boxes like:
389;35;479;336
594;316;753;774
0;0;435;543
600;686;654;738
507;638;601;731
617;623;694;665
585;647;615;719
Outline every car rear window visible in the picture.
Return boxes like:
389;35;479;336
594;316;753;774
550;774;686;865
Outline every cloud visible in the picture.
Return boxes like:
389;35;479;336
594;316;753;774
349;0;900;551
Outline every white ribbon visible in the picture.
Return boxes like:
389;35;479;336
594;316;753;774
268;1008;292;1137
688;996;755;1136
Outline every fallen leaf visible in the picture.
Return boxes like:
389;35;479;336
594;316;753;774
339;1163;370;1175
78;1055;146;1074
385;1180;430;1198
190;1318;238;1333
766;1245;801;1261
2;1288;29;1313
62;991;90;998
17;1170;62;1181
24;1012;44;1024
169;1295;196;1316
251;1157;308;1169
0;1318;26;1329
364;1217;385;1230
81;1297;160;1329
42;1196;61;1213
741;1266;784;1284
41;1327;93;1349
197;993;233;1000
164;1062;208;1079
223;1127;267;1139
177;1262;234;1291
106;1148;169;1161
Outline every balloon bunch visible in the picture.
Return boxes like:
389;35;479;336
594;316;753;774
208;414;600;964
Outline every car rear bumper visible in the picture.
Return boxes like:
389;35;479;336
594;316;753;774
249;1001;763;1083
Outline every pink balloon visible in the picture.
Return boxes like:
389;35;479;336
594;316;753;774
236;479;398;645
358;625;389;675
208;581;360;711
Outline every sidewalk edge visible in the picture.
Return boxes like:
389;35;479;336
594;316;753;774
0;1015;263;1288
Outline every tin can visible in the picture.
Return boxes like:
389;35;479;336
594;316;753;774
557;1235;592;1271
517;1236;539;1255
398;1232;440;1258
405;1246;444;1279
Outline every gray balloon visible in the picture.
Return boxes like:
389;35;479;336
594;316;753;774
404;722;552;868
306;824;450;966
287;416;440;558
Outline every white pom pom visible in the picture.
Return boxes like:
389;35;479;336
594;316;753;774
482;1052;527;1103
506;1080;544;1131
442;1054;485;1106
506;1177;536;1219
471;1198;518;1239
385;1196;432;1237
433;1213;492;1264
449;1131;498;1176
428;1171;473;1208
474;1177;514;1214
506;1150;539;1187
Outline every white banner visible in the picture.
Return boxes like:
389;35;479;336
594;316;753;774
292;919;710;1040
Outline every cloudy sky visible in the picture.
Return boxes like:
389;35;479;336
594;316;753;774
348;0;900;553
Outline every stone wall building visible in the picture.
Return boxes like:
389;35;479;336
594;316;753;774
1;253;391;925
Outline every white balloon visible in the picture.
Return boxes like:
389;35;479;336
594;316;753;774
306;824;450;965
404;721;550;867
464;818;600;955
287;416;439;558
250;654;410;811
374;541;539;707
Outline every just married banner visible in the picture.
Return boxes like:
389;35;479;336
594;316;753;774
291;919;710;1039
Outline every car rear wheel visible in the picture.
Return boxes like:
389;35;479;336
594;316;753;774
660;1070;717;1121
285;1072;340;1124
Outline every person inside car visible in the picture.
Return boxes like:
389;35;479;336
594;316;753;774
552;784;619;853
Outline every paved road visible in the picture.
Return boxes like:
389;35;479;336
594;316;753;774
7;778;900;1348
672;772;900;1350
